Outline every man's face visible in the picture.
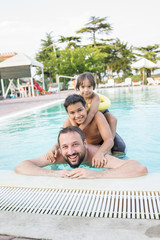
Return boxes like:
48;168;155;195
59;132;86;168
67;102;87;125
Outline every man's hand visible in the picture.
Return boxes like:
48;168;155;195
53;169;71;178
92;152;108;168
66;168;98;179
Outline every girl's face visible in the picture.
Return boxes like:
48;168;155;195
79;78;93;98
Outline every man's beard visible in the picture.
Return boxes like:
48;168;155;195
63;152;85;168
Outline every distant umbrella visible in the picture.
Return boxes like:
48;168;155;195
131;58;158;84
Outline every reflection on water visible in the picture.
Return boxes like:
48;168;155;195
0;86;160;173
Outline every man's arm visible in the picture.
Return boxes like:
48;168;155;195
92;112;114;167
14;149;66;176
65;155;148;179
99;154;148;178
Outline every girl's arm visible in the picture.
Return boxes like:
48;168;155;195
79;93;100;130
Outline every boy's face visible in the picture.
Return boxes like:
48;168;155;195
79;78;93;98
67;102;88;125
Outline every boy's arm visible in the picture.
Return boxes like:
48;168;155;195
79;93;100;130
92;112;114;167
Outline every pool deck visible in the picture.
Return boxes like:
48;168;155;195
0;90;160;240
0;90;76;120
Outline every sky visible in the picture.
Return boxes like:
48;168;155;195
0;0;160;59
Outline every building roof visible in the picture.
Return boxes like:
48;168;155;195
0;53;43;79
0;52;17;62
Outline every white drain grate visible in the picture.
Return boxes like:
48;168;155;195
0;187;159;219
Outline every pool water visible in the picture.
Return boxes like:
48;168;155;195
0;86;160;173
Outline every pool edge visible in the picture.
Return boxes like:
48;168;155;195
0;170;159;192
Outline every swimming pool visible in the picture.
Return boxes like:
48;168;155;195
0;86;160;173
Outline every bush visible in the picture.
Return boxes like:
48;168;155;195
129;75;142;82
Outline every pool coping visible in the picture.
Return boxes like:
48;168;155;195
0;170;160;192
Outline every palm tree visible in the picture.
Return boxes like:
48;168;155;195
36;32;57;79
76;16;112;47
41;32;53;49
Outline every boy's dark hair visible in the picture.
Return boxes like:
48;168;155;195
76;72;96;90
58;126;86;145
64;94;86;112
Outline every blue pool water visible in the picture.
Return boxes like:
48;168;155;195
0;86;160;173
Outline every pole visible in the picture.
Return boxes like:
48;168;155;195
143;68;145;85
1;79;5;99
56;74;60;92
53;41;56;57
41;67;45;90
30;65;35;97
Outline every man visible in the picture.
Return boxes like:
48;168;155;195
15;126;148;179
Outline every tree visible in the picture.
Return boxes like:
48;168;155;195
40;32;53;49
114;39;135;80
58;36;81;48
135;44;160;77
56;45;104;76
135;44;160;62
76;16;112;47
100;39;134;80
36;32;58;79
